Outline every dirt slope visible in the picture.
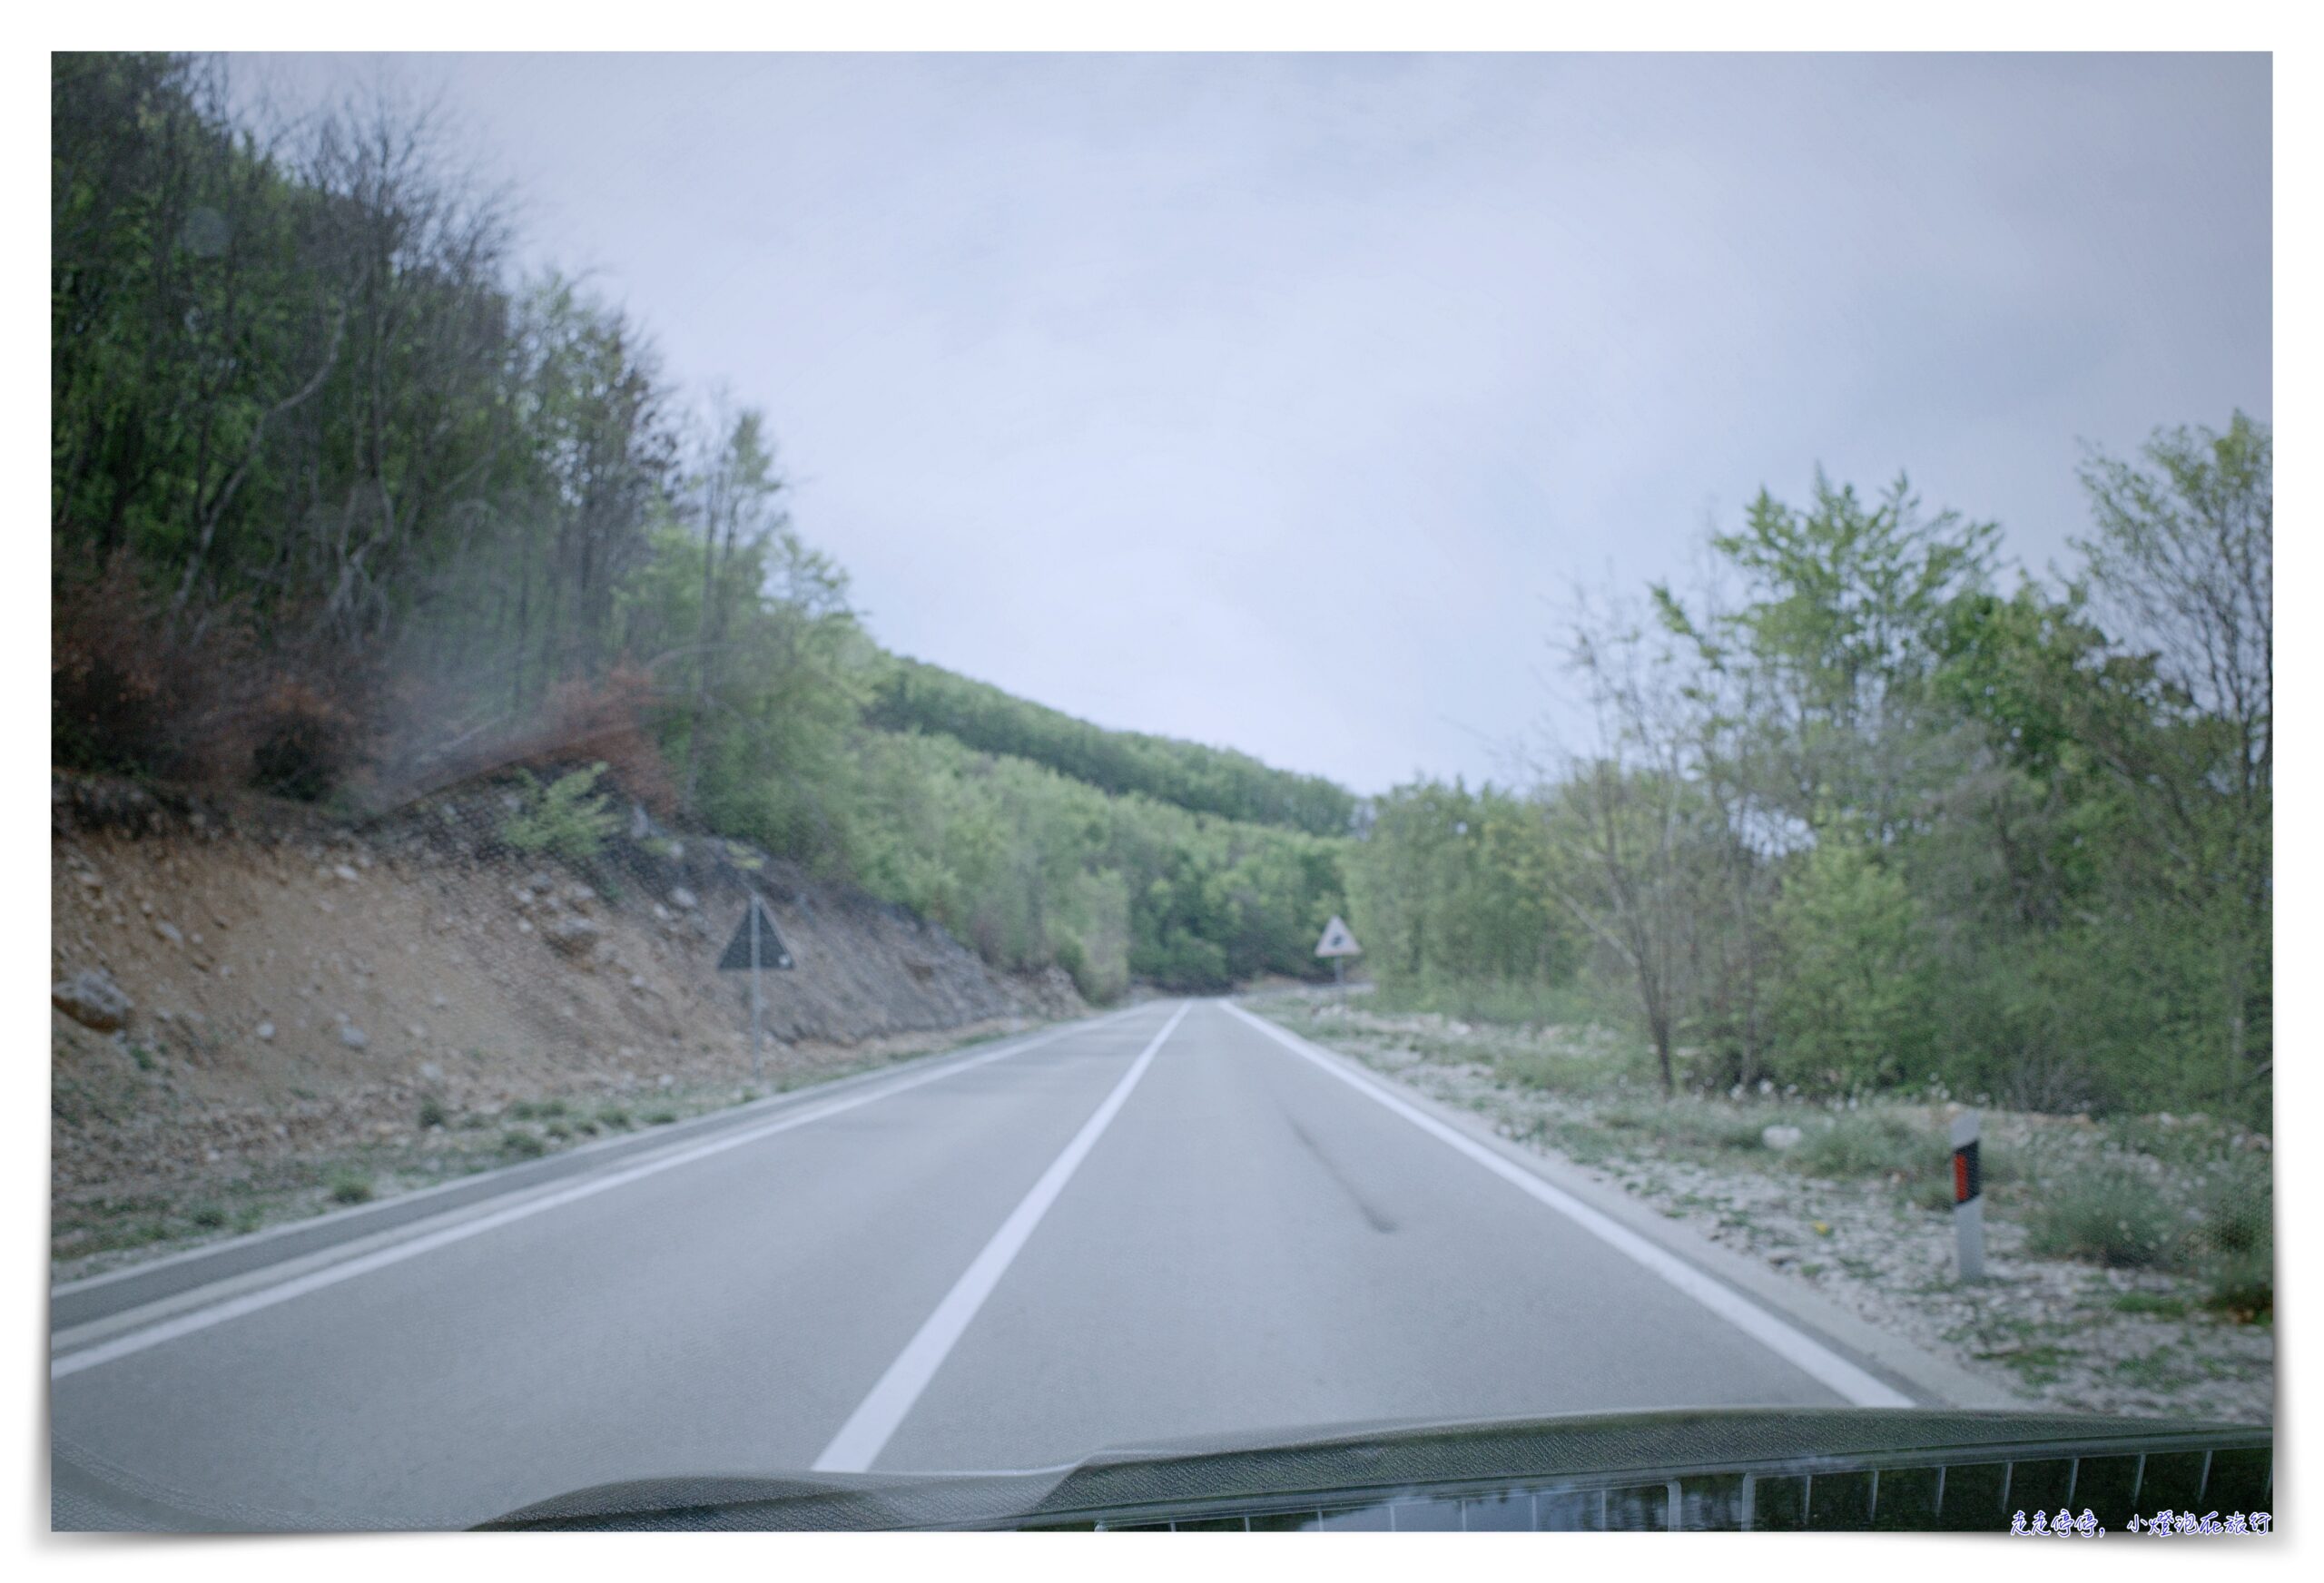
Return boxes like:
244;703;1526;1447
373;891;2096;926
51;772;1082;1255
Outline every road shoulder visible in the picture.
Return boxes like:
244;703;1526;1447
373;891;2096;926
53;1004;1148;1341
1230;998;2022;1411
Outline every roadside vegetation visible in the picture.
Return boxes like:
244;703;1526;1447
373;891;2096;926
53;1068;841;1276
50;54;1346;1006
1347;422;2270;1135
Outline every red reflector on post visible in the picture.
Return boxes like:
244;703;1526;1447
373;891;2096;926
1949;1113;1984;1281
1951;1138;1981;1204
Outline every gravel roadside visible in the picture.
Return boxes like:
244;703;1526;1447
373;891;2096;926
1249;993;2273;1426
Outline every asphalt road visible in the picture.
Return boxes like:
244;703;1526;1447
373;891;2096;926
50;998;1919;1529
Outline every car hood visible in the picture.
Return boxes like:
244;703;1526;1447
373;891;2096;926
478;1406;2273;1530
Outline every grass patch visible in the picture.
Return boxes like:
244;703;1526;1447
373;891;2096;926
2025;1166;2175;1268
1789;1114;1930;1180
499;1129;547;1159
2112;1291;2189;1319
1994;1343;2073;1385
1493;1046;1648;1094
2202;1251;2273;1324
1366;978;1605;1028
417;1095;448;1130
2187;1157;2271;1259
644;1109;678;1126
1908;1173;1957;1213
1663;1106;1769;1153
187;1202;228;1230
327;1172;374;1205
596;1106;633;1131
1512;1116;1623;1165
507;1098;568;1121
1598;1100;1772;1154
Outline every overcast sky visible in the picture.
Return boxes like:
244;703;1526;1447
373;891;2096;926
242;53;2270;795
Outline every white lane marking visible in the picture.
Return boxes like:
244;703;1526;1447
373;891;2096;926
51;1008;1149;1380
54;1018;1098;1303
813;1001;1191;1473
1222;1001;1915;1409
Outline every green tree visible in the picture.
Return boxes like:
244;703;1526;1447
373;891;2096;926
2074;415;2271;1100
1768;833;1930;1093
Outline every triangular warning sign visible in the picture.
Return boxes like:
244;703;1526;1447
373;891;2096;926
717;894;795;972
1315;915;1361;958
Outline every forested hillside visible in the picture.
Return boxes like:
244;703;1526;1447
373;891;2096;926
50;54;2270;1103
865;655;1355;836
50;54;1347;999
1350;443;2270;1124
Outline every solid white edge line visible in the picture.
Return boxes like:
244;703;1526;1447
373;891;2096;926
51;1007;1150;1380
53;1017;1110;1301
812;1001;1191;1474
1222;1001;1915;1410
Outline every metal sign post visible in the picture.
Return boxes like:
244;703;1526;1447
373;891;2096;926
717;894;795;1086
749;900;763;1084
1950;1110;1985;1282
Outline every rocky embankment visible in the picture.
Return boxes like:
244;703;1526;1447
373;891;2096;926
51;772;1083;1272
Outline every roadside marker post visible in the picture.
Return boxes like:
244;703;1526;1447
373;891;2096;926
717;893;795;1085
1950;1110;1985;1283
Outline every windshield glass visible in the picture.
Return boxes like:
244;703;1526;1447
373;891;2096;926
48;47;2272;1536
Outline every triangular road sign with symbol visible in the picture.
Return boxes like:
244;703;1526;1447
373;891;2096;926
1315;915;1361;958
717;893;795;972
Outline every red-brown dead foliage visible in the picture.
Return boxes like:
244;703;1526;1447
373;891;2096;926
530;666;679;817
52;554;262;785
247;676;370;802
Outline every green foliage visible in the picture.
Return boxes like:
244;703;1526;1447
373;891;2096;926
1492;1040;1657;1096
1788;1114;1932;1180
865;656;1354;835
1768;837;1930;1094
1345;781;1580;998
47;57;2269;1110
499;1130;547;1159
1707;473;1997;754
2190;1157;2271;1258
501;764;619;862
45;54;1362;1007
2204;1252;2272;1323
1604;1102;1770;1154
327;1172;375;1205
2025;1167;2176;1268
1368;976;1605;1031
1364;433;2268;1126
846;728;1344;994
